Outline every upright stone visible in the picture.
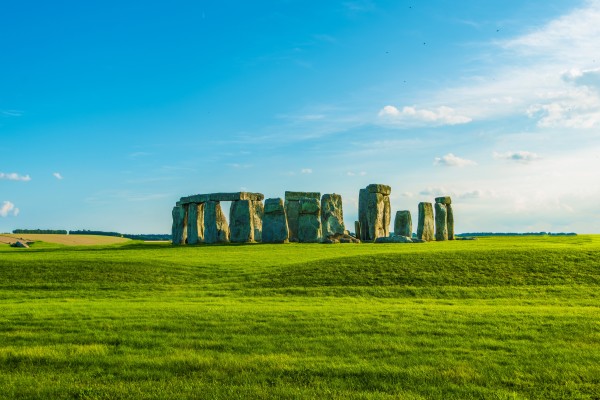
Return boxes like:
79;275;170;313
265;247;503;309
383;195;391;237
262;198;289;243
434;203;448;241
229;200;254;243
204;201;230;244
285;200;301;242
394;210;412;237
354;221;361;239
321;194;345;237
298;198;322;243
252;201;264;242
417;202;434;241
366;192;385;240
186;203;200;244
171;205;186;245
358;189;369;241
447;204;454;240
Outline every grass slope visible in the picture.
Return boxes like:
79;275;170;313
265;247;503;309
0;236;599;399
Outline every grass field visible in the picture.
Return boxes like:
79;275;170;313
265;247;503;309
0;236;599;399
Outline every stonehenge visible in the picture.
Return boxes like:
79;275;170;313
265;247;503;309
171;188;455;245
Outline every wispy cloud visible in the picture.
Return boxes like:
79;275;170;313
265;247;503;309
378;105;472;126
494;151;541;163
0;172;31;181
347;171;367;177
433;153;477;167
129;152;152;159
53;172;64;180
0;201;19;217
1;110;23;117
301;168;313;174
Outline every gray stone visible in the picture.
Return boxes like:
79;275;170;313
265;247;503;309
180;194;209;204
171;205;186;245
285;191;320;202
321;232;361;244
367;183;392;196
354;221;361;240
284;200;300;242
298;198;321;243
180;192;264;204
417;202;434;241
394;210;412;237
262;198;289;243
252;201;264;242
321;194;345;237
375;235;413;243
435;203;448;241
447;204;454;240
204;201;230;244
10;240;29;248
435;196;452;205
383;195;391;237
186;203;200;244
229;200;255;243
358;189;369;241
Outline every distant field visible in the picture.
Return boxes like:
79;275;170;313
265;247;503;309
0;233;131;246
0;236;598;399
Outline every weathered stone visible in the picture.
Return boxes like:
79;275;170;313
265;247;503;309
435;196;452;205
10;240;29;248
447;204;454;240
179;192;264;204
284;191;320;202
298;198;321;243
321;194;345;237
203;201;230;244
417;202;434;241
358;189;369;241
394;210;412;237
284;200;300;242
321;232;361;244
252;201;264;242
186;203;200;244
229;200;254;243
435;203;448;241
375;235;413;243
366;192;387;240
262;198;289;243
354;221;361;239
366;184;392;195
171;205;186;245
383;195;391;237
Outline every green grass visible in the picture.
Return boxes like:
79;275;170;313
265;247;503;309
0;236;599;399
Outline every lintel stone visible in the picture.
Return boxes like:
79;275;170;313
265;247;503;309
285;191;321;201
180;192;264;204
435;196;452;205
366;184;391;195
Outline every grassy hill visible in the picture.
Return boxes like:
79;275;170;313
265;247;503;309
0;236;598;399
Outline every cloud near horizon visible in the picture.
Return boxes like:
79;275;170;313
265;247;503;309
378;105;472;126
433;153;477;167
0;172;31;181
53;172;64;180
1;201;19;217
493;151;541;163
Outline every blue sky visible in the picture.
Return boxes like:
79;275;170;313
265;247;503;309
2;0;599;234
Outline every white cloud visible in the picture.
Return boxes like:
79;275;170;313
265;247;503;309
494;151;541;163
53;172;64;180
378;105;472;126
347;171;366;176
0;172;31;182
0;201;19;217
1;110;23;117
433;153;477;167
301;168;313;174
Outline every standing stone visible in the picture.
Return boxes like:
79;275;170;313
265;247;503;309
262;198;289;243
358;189;369;241
366;192;385;240
321;194;345;237
298;198;322;243
394;210;412;237
229;200;254;243
383;195;391;237
186;203;200;244
171;205;186;245
434;203;448;241
447;204;454;240
354;221;361;239
204;201;230;244
285;192;320;242
252;201;264;242
359;184;391;241
417;202;434;241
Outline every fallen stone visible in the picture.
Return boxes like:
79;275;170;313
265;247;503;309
394;210;412;237
366;184;392;195
435;196;452;205
10;241;29;248
171;205;186;245
435;203;448;241
321;232;361;244
204;201;230;244
375;235;413;243
229;200;255;243
417;202;434;241
262;198;289;243
321;194;345;237
298;198;321;243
